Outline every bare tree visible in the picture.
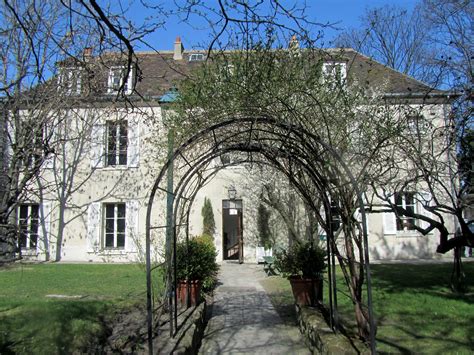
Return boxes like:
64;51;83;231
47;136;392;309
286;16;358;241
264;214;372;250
0;0;70;260
334;4;435;84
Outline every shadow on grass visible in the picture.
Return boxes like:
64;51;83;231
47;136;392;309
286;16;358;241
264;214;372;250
370;263;474;303
367;263;474;353
0;300;111;354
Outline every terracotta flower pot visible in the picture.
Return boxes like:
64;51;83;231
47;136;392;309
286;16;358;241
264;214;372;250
177;280;202;306
289;277;323;306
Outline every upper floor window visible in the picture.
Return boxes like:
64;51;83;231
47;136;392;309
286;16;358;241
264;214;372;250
106;121;128;166
104;203;126;249
395;191;417;231
322;62;347;86
189;53;205;62
58;67;82;95
18;204;39;249
107;66;133;95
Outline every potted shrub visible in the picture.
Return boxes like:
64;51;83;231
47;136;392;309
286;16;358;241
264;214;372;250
274;242;326;306
175;235;219;306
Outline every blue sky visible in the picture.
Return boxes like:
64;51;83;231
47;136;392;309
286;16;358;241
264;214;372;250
131;0;418;51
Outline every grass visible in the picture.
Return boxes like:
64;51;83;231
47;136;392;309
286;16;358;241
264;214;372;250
260;261;474;354
0;263;158;354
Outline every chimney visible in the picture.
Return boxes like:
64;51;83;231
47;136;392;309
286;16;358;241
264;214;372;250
83;47;93;59
289;35;299;50
173;36;184;60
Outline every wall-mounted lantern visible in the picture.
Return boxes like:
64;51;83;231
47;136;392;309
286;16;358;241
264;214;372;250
228;185;237;200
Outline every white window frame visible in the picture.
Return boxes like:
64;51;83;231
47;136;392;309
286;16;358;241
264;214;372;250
395;192;418;232
322;62;347;86
103;203;126;249
107;66;133;95
189;53;205;62
106;120;128;166
18;204;40;250
58;67;82;95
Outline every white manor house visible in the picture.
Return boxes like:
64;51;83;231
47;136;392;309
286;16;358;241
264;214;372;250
7;38;457;263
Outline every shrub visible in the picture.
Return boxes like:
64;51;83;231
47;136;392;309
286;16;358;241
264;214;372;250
274;242;326;279
176;236;219;291
201;197;216;236
257;203;273;249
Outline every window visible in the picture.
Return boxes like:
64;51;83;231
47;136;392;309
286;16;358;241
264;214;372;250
322;62;347;86
104;203;126;249
106;121;128;166
107;66;133;95
58;67;82;95
23;122;43;168
395;192;417;231
189;53;205;62
18;204;39;249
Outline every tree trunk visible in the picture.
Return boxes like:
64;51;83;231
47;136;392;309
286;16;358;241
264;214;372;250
451;246;466;292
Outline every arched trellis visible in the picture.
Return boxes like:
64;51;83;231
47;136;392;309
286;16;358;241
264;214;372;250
145;116;376;354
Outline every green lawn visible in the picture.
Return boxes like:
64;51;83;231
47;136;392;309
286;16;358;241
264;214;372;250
260;262;474;354
0;263;155;354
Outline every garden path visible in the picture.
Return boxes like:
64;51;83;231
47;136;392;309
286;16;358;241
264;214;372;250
199;262;310;354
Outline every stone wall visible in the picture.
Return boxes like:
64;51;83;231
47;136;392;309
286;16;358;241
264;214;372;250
295;304;369;354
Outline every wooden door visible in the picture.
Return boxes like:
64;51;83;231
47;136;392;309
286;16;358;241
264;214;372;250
222;199;243;262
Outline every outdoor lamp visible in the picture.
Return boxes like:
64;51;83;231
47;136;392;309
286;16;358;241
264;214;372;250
228;185;237;200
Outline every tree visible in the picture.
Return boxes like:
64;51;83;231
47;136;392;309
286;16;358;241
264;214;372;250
334;4;434;84
201;197;215;236
0;0;72;260
459;128;474;195
257;203;272;249
336;0;473;291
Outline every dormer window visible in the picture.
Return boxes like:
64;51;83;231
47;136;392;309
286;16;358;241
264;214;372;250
107;66;134;95
189;53;205;62
322;62;347;86
58;67;82;95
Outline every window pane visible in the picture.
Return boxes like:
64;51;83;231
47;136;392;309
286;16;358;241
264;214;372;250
117;204;126;218
30;233;38;248
396;218;404;231
119;122;127;138
20;205;28;219
31;205;39;219
405;218;416;230
117;219;125;234
107;153;116;166
20;228;27;248
105;204;115;218
105;219;114;234
395;193;403;206
105;233;114;247
116;233;125;248
119;152;127;165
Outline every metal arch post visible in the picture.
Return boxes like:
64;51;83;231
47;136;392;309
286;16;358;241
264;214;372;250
166;128;175;337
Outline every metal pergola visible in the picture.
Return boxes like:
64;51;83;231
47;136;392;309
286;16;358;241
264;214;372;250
145;116;376;354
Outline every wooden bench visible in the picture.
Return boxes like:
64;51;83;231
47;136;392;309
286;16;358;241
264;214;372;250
262;256;277;276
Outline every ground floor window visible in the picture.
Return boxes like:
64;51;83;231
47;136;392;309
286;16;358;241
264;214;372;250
18;204;39;249
395;192;417;231
104;203;126;249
